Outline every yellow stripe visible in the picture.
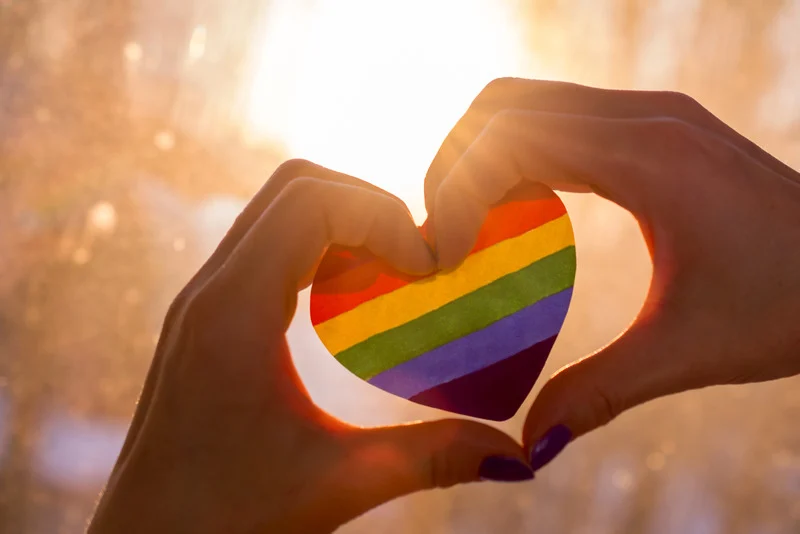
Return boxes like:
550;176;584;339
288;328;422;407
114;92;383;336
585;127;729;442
316;214;574;355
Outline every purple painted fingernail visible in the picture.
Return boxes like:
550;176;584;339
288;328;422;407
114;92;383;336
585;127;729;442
529;425;572;471
478;456;535;482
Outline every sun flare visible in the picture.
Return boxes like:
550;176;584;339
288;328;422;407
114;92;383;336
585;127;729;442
246;0;527;222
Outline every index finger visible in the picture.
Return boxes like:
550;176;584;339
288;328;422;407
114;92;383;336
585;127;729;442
424;78;798;215
433;111;698;269
215;177;436;331
199;158;411;287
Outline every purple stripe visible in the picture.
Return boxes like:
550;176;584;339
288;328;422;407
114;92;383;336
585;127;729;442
368;287;572;398
409;335;557;421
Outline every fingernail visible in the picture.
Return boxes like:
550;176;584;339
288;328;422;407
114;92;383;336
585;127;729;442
478;456;534;482
529;425;572;472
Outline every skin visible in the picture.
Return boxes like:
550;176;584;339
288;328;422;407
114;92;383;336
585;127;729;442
425;78;800;460
89;80;800;533
87;159;527;534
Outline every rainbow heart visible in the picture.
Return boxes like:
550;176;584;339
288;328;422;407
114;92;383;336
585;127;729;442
310;188;576;421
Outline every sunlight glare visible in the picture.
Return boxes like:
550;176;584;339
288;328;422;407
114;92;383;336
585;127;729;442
247;0;526;221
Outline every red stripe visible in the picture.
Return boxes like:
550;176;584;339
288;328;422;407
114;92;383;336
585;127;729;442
312;247;377;285
471;197;564;254
312;185;561;283
310;195;566;325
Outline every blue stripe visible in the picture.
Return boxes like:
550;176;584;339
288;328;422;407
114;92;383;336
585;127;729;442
368;287;572;398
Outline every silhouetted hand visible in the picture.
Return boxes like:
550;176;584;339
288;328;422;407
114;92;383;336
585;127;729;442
88;160;530;534
426;78;800;472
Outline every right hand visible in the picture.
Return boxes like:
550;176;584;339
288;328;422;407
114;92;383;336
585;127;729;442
423;78;800;470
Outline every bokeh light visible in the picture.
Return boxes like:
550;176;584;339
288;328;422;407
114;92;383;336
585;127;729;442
1;1;799;533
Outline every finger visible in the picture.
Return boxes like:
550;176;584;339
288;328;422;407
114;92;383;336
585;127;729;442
217;178;435;329
424;79;798;214
329;419;530;523
116;161;405;469
434;110;683;269
520;312;707;473
195;158;411;288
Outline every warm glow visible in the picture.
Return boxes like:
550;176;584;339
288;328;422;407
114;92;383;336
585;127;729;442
88;201;118;234
188;25;207;62
246;0;528;221
123;41;143;63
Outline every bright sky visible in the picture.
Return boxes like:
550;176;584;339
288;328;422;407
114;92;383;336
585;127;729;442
238;0;645;431
246;0;530;222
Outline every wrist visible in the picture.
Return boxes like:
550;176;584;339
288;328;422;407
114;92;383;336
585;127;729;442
88;432;221;534
88;447;332;534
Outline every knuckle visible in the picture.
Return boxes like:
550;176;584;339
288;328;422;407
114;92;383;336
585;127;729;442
180;280;255;352
479;77;520;99
426;446;462;488
376;194;407;219
268;158;320;193
181;285;222;332
478;77;567;106
427;451;460;489
647;93;736;172
486;108;515;131
256;159;329;218
651;116;695;139
698;135;746;171
659;90;705;115
277;176;320;207
391;200;412;220
475;109;517;152
588;385;622;428
175;283;248;363
273;158;317;182
154;287;195;346
647;117;742;174
471;78;521;112
164;286;193;325
647;117;700;154
421;419;474;489
361;196;411;244
541;365;624;431
535;373;569;410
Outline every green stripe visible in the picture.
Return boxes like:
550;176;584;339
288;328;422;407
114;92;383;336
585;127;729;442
335;246;576;379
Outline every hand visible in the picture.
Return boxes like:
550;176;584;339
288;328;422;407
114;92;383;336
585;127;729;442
88;160;531;534
425;78;800;472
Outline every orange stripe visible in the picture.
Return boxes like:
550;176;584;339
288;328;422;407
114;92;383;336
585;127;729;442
310;196;566;325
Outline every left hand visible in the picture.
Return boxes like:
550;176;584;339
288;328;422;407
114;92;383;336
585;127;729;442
88;159;529;534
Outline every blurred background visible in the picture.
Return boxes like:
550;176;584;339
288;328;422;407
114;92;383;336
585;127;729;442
1;0;800;532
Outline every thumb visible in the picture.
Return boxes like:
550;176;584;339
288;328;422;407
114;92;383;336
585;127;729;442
344;418;531;510
522;316;694;473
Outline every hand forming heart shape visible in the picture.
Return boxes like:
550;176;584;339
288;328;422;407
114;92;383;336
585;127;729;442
310;186;576;420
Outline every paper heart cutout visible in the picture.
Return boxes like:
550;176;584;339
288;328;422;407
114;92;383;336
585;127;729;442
310;187;575;421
